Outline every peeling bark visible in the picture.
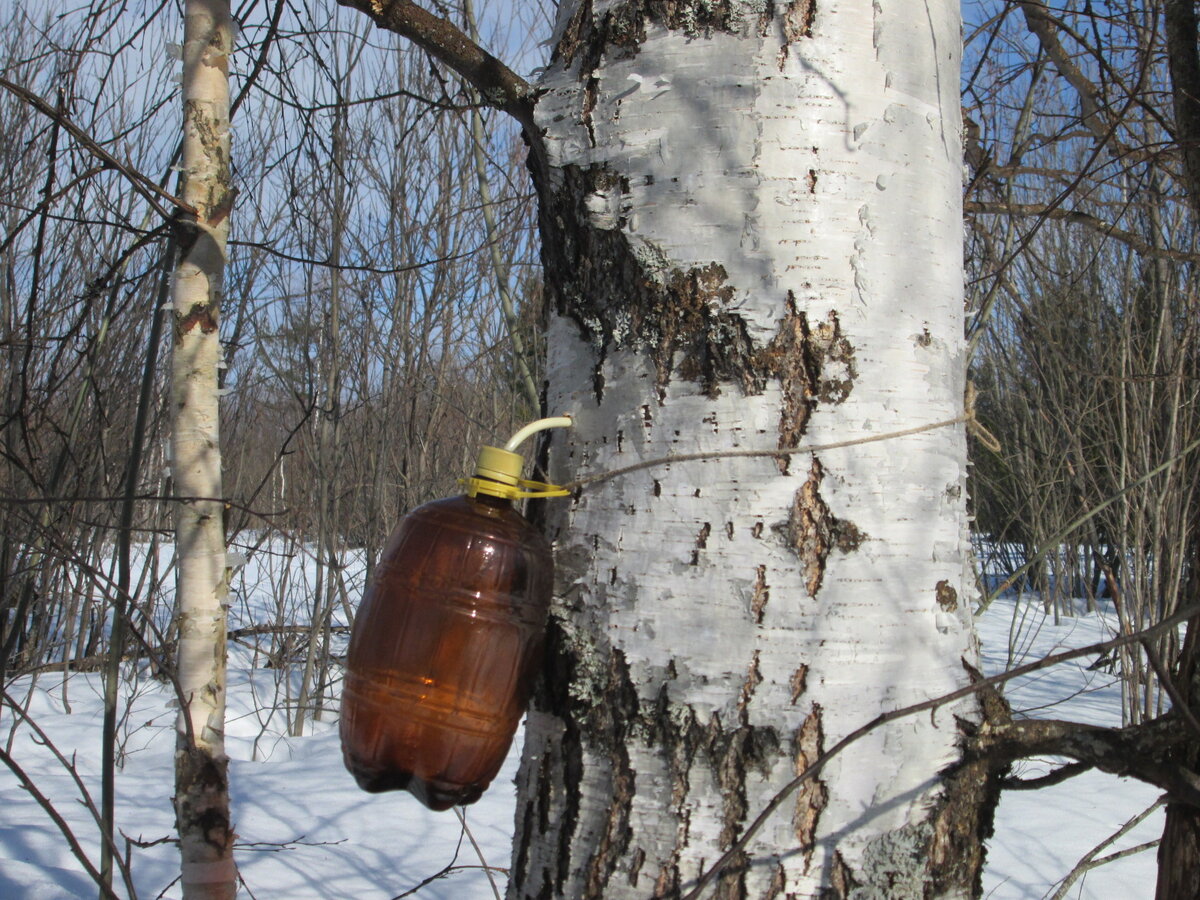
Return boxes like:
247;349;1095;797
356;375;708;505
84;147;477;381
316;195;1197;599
785;458;865;597
754;297;856;473
793;705;826;873
935;580;959;612
751;565;770;623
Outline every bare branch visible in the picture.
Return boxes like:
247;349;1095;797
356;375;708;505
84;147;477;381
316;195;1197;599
1018;0;1113;145
334;0;536;129
0;75;196;220
1049;801;1164;900
1166;0;1200;211
966;199;1200;264
1001;761;1093;790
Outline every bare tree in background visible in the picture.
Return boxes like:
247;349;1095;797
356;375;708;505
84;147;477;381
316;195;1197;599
964;0;1200;892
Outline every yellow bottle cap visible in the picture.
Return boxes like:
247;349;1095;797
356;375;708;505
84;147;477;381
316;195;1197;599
473;446;523;486
463;417;573;501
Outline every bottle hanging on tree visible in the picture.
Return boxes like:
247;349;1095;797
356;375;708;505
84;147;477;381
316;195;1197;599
340;417;571;810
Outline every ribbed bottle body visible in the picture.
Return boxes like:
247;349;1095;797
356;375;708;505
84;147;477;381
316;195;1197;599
340;494;552;810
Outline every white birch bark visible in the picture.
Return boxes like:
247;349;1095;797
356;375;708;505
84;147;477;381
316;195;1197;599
172;1;237;897
513;1;987;897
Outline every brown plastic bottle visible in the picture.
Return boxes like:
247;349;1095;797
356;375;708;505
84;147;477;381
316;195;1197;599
340;475;555;810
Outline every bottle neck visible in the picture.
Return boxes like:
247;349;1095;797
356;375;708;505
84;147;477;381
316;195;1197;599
470;484;513;509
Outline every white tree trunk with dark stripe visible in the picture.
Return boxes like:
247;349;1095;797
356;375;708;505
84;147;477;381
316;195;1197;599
511;2;992;897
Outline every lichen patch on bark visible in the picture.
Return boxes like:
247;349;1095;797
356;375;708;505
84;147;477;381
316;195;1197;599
785;457;865;597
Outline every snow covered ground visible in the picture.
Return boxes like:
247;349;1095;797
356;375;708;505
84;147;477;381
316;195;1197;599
0;545;1163;898
978;594;1161;899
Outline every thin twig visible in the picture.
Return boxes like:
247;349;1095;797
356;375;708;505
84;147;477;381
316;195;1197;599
1048;800;1163;900
1;690;137;898
390;865;509;899
0;744;121;900
1139;637;1200;740
455;807;502;900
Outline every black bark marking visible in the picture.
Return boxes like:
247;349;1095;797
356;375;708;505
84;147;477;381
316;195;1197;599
793;704;826;873
753;295;856;474
583;74;600;147
544;184;853;409
636;656;781;897
705;653;776;896
174;745;234;859
541;165;759;401
783;0;816;41
789;663;808;704
826;850;858;898
548;624;585;895
763;859;787;899
751;564;770;624
514;792;536;884
629;846;645;887
653;848;683;900
936;580;959;612
921;660;1010;897
666;264;756;397
786;457;866;597
556;645;637;898
554;0;774;69
174;301;219;341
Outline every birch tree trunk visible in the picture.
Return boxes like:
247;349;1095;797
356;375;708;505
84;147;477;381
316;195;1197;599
511;2;993;896
172;1;237;897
